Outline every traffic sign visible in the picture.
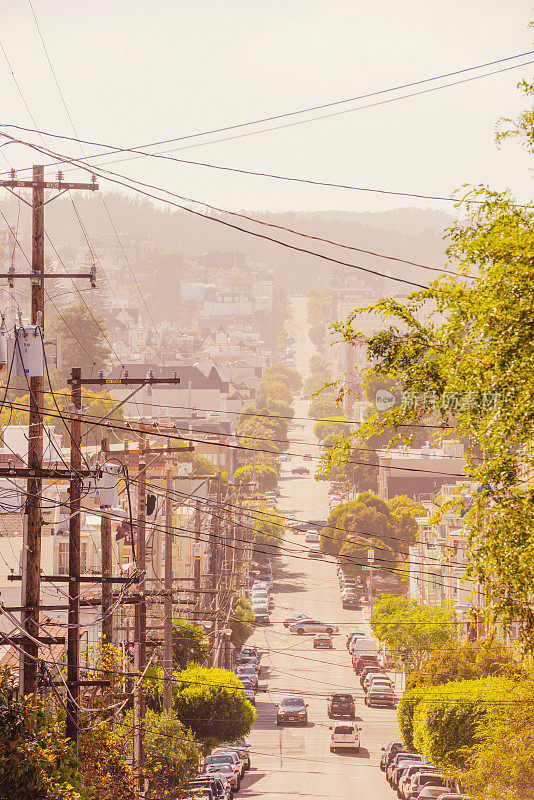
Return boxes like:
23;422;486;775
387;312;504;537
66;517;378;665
362;565;380;571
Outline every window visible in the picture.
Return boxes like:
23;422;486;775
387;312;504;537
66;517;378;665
58;542;68;575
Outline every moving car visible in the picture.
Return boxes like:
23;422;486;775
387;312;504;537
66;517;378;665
303;453;313;461
329;722;360;752
283;613;310;628
276;695;308;726
327;692;355;719
313;633;333;649
292;466;310;475
289;619;339;635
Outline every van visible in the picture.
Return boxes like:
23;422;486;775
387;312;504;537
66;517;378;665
350;637;379;657
305;532;320;544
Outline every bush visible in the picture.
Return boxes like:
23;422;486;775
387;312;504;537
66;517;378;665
173;665;256;750
397;684;427;751
411;678;518;769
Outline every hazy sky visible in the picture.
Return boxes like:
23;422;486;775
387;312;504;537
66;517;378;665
1;1;533;215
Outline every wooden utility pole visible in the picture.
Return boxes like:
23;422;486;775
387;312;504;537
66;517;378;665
66;367;82;744
0;166;98;699
20;165;45;698
163;463;173;711
134;427;147;795
100;439;113;647
194;501;202;596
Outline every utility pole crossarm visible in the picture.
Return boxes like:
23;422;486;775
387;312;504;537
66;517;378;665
0;178;98;191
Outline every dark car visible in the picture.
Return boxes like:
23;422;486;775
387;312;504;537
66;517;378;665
366;685;396;708
327;692;355;719
353;654;380;674
276;695;308;726
380;740;404;771
292;466;310;475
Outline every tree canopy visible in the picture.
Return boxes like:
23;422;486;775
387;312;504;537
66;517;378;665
329;80;534;649
370;594;455;670
171;619;210;671
172;665;255;750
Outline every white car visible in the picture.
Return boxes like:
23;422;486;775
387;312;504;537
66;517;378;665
289;619;339;635
330;722;360;752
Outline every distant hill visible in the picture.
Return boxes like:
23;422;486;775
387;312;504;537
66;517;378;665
0;192;453;291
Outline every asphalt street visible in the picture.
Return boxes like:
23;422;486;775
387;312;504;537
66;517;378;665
241;395;401;799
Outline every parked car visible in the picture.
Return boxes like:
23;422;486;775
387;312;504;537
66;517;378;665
417;787;450;799
308;546;323;558
346;631;366;649
387;753;424;784
289;619;339;635
399;765;439;798
327;692;355;719
241;646;260;662
203;754;241;789
212;746;247;777
353;654;379;674
303;453;313;461
188;775;230;800
405;772;445;799
204;764;239;792
292;466;309;475
313;633;333;649
390;756;425;789
380;740;405;772
239;679;256;706
276;695;308;726
342;596;362;609
360;665;384;687
236;665;258;688
329;723;360;752
365;685;396;708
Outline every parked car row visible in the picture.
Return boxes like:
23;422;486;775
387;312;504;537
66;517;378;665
337;565;363;610
380;741;468;799
344;630;396;707
184;739;251;799
249;565;274;625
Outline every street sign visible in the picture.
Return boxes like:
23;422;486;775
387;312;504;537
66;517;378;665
367;549;374;563
362;565;380;571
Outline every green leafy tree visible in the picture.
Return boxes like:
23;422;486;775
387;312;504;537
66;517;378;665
263;362;302;393
52;301;112;383
78;723;133;799
252;502;285;560
338;536;396;578
172;619;210;671
143;709;201;799
407;637;523;690
234;464;278;491
0;666;88;800
370;594;455;670
313;416;349;441
330;78;534;650
308;390;340;419
230;596;254;650
173;665;255;750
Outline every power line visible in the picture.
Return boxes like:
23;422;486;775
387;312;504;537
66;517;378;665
2;49;533;174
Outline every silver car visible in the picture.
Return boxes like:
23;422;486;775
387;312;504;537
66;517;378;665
289;618;339;635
